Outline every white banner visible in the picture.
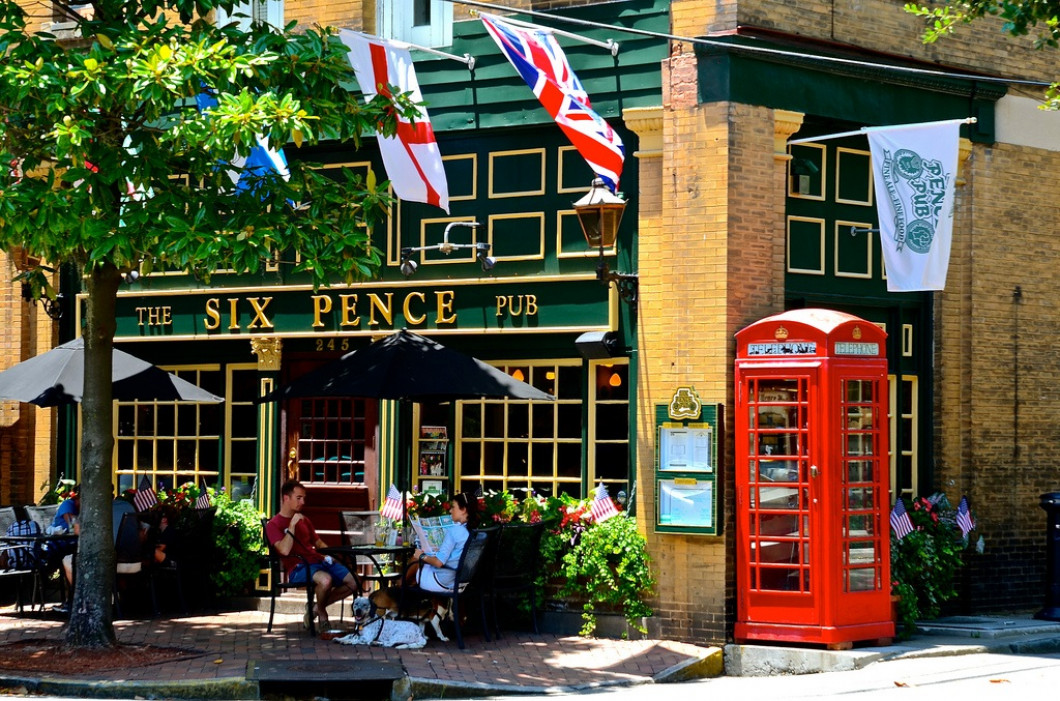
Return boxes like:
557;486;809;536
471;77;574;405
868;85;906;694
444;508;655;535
866;120;961;291
339;30;449;213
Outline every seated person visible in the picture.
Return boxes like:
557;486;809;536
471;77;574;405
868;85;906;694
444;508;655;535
46;493;79;578
51;493;79;533
405;492;479;593
266;480;358;630
61;494;141;604
149;509;180;565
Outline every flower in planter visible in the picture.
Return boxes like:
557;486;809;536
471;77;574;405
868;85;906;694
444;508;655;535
891;492;983;637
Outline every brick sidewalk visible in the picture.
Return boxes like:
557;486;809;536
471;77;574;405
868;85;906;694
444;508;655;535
0;607;716;693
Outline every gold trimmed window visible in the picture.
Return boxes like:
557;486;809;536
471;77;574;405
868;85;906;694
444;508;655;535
115;366;223;493
226;364;260;500
456;359;631;498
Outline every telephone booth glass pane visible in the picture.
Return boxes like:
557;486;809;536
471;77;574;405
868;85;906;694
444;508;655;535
746;377;811;592
841;378;884;593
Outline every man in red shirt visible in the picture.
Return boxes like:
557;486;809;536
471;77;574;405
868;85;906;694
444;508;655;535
266;480;358;630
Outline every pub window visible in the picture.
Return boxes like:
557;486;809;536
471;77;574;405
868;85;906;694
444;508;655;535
457;361;583;498
589;359;630;493
377;0;452;48
216;0;284;31
226;365;260;500
114;366;224;493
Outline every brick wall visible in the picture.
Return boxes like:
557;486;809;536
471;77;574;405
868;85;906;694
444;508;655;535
735;0;1057;84
936;140;1060;612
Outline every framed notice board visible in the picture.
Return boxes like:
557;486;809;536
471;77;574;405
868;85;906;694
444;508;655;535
655;402;723;535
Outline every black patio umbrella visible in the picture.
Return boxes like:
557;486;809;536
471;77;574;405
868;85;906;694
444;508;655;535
0;337;224;407
261;328;555;403
261;329;554;516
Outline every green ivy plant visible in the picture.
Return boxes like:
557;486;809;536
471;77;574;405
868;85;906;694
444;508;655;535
891;493;982;638
559;514;655;636
210;490;265;597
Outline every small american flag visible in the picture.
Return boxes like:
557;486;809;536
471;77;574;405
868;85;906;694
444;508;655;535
195;480;211;510
380;484;404;521
133;476;158;513
890;499;914;540
956;496;975;538
590;484;619;524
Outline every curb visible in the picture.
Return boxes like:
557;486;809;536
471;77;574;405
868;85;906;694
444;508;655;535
410;676;652;699
651;646;725;682
0;674;257;699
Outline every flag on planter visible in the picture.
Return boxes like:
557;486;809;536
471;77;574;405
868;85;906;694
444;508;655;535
480;12;624;192
866;119;962;292
381;484;404;521
590;483;619;524
339;30;450;212
195;480;212;510
133;476;158;513
956;496;975;538
890;498;913;539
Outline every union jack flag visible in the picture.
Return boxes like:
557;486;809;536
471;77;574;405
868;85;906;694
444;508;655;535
380;484;405;521
956;496;975;538
890;498;913;540
481;13;624;192
589;483;619;524
133;475;158;513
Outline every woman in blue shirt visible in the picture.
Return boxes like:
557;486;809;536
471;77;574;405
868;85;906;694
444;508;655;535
410;492;479;593
51;493;79;533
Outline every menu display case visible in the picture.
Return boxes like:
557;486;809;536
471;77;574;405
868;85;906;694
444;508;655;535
655;402;722;535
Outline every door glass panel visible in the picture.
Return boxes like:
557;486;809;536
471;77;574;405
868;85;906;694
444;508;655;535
746;375;812;593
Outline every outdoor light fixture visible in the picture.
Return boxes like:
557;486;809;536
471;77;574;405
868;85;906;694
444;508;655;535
399;221;496;278
21;282;63;321
573;178;637;305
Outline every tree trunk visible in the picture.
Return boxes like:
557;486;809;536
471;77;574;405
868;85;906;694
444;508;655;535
65;263;121;648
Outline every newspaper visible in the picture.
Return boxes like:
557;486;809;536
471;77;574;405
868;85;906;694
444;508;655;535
410;515;454;553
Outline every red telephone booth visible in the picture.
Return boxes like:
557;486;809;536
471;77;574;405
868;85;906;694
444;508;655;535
734;308;894;648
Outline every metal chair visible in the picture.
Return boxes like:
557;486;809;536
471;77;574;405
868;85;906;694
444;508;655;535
114;511;154;618
338;510;402;592
403;526;497;649
488;520;546;636
23;505;58;531
261;518;316;636
23;504;67;607
0;507;40;612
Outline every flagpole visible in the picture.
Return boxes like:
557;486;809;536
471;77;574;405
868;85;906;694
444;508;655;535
787;117;976;145
449;0;1050;89
340;28;476;70
474;10;619;57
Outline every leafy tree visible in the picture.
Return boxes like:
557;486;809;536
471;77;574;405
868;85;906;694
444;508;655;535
906;0;1060;107
0;0;404;646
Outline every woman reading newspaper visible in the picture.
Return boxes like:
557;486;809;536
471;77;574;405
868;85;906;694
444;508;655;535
406;492;479;592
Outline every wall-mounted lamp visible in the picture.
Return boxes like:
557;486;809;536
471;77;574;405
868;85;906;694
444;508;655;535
573;178;637;305
21;282;63;321
399;221;496;278
791;157;820;195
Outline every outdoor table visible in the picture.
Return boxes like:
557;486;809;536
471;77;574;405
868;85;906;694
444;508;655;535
321;544;413;594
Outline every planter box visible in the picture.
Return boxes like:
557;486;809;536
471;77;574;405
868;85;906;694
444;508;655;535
539;609;651;640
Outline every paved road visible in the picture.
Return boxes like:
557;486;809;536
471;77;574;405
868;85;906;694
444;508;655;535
480;651;1060;701
5;649;1060;700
